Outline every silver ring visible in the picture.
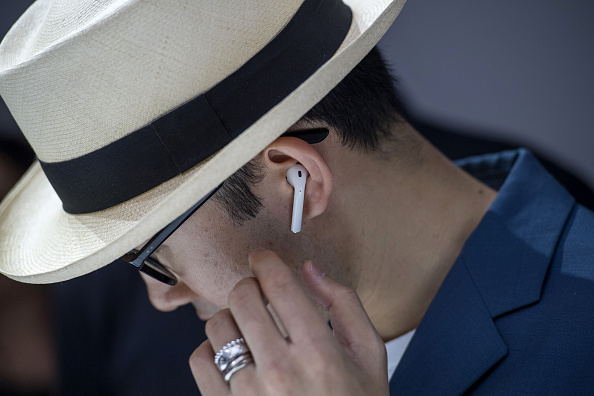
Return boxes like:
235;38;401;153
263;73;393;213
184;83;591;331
214;338;253;383
223;354;254;383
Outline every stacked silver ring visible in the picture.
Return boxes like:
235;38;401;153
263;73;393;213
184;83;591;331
214;338;253;383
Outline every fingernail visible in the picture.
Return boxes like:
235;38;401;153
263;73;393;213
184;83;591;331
309;260;325;279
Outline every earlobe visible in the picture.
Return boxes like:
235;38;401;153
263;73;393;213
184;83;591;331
262;137;333;227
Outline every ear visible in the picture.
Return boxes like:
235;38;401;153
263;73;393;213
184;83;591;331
261;136;333;222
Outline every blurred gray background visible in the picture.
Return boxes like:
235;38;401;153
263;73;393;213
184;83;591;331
2;0;593;188
380;0;594;188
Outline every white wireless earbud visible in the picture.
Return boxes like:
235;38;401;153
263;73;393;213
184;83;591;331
286;164;308;233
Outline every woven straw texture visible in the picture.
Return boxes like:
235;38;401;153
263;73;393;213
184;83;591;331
0;0;406;283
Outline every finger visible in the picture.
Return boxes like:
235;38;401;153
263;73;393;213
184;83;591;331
204;310;256;389
205;309;243;352
189;340;229;396
302;260;384;357
247;248;331;342
228;276;287;365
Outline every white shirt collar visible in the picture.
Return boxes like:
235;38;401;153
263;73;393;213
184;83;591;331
385;329;416;380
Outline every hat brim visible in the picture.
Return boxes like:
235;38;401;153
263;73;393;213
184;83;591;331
0;0;406;283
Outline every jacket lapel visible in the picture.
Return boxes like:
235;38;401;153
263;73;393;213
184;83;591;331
390;150;576;395
389;256;508;395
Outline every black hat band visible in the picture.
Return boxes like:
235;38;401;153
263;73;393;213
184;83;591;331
40;0;352;214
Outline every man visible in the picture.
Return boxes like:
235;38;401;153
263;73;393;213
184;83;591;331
1;0;592;395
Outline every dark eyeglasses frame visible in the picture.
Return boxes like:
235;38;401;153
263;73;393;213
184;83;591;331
121;128;329;286
121;184;223;285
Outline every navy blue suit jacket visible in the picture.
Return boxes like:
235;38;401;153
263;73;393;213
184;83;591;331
390;150;594;395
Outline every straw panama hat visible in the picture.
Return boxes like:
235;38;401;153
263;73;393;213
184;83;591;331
0;0;406;284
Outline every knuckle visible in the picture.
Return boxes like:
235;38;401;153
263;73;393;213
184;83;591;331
265;270;294;294
334;283;360;303
189;343;212;370
301;340;334;374
228;277;259;305
307;338;328;356
204;309;232;335
261;361;290;393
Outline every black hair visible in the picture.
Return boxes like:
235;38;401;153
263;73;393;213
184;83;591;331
213;46;405;224
302;46;404;151
212;159;266;224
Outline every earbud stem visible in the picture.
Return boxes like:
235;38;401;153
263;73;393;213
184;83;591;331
291;188;305;233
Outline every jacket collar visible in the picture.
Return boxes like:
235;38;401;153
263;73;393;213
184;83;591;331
390;149;575;394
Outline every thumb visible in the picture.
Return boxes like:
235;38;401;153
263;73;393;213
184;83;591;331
302;260;384;357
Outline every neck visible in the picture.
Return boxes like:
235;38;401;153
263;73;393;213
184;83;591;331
330;132;496;341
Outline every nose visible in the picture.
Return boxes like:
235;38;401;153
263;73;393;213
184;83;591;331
140;273;197;312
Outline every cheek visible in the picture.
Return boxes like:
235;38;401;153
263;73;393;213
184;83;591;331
168;204;259;307
164;194;307;307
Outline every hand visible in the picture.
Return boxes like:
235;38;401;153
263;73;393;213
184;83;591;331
189;248;389;395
